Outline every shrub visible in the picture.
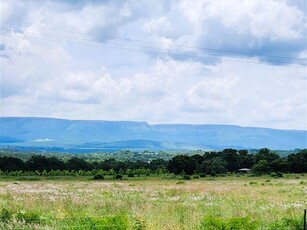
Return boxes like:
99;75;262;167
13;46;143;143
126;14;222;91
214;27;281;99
199;173;206;178
226;217;258;229
199;216;225;230
182;175;191;180
193;175;200;179
68;215;128;230
115;174;123;180
16;211;41;224
249;181;258;185
0;208;12;222
93;174;105;180
176;181;185;185
199;216;258;230
269;217;303;230
271;172;283;178
127;173;135;177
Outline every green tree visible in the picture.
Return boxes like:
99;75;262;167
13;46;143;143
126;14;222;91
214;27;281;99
167;155;196;175
202;157;227;175
252;160;270;174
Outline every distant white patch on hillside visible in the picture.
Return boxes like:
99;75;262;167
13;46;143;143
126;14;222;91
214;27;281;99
32;138;56;142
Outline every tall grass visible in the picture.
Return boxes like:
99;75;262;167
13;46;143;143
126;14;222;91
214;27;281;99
0;174;306;229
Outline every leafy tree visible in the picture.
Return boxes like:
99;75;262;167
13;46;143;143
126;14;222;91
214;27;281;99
191;154;204;173
238;150;255;169
202;157;227;175
271;158;290;173
67;157;92;171
222;148;239;172
252;160;270;174
167;155;196;175
287;149;307;173
254;148;280;163
26;155;65;171
0;156;25;171
149;158;167;171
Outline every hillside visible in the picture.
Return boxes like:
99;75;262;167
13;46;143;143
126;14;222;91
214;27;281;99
0;117;306;151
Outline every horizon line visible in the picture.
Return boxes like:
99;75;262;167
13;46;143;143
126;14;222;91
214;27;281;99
1;116;306;132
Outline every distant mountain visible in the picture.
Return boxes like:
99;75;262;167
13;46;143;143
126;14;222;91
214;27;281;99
0;117;306;152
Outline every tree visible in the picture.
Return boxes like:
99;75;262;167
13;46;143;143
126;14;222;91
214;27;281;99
252;160;270;174
271;158;290;173
67;157;92;171
0;156;25;171
149;158;167;171
237;150;255;169
191;154;204;173
287;150;307;173
167;155;196;175
26;155;65;171
202;157;227;175
254;148;280;163
222;148;239;172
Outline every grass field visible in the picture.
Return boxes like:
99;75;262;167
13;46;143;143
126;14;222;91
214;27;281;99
0;174;306;229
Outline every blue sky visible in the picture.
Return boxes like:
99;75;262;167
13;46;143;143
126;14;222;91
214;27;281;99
0;0;306;130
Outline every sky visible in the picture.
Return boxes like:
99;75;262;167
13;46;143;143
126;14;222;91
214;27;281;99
0;0;306;130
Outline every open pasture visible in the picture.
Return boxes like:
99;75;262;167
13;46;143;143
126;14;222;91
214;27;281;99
0;174;306;229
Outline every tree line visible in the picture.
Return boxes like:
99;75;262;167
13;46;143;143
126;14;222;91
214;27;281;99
0;148;306;176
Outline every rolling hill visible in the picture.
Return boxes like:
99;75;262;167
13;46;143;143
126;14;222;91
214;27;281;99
0;117;306;152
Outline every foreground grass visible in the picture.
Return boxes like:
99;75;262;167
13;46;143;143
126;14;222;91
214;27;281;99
0;174;306;229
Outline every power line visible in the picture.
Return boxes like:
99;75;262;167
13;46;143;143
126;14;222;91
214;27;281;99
1;33;306;68
2;32;306;67
2;28;305;65
2;22;306;62
0;31;306;67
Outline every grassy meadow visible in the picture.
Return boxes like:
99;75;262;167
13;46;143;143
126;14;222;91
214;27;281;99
0;174;306;229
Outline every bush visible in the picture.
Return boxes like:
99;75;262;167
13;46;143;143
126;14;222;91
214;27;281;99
182;175;191;180
93;174;105;180
115;174;123;180
199;173;206;178
16;211;41;224
199;216;225;230
127;173;135;177
199;216;258;230
270;172;283;178
249;181;258;185
269;217;303;230
67;215;128;230
193;175;200;179
226;217;258;229
0;208;12;222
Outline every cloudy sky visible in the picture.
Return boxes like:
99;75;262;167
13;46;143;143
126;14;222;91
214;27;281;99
0;0;306;130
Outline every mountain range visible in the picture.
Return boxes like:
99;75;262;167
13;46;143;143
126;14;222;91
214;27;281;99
0;117;306;152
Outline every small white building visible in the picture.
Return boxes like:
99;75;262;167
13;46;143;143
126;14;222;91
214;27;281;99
238;168;251;173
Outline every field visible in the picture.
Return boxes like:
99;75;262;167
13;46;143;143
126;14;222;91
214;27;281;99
0;174;306;229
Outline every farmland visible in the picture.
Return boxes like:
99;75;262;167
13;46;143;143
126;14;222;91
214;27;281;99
0;174;306;229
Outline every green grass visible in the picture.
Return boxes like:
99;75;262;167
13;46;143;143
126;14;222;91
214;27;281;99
0;174;306;229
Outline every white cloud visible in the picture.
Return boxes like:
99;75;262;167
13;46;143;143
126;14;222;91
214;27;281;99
180;0;305;40
0;0;306;130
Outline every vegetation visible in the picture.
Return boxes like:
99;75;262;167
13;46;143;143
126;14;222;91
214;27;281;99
0;148;306;176
0;174;306;229
0;148;306;229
